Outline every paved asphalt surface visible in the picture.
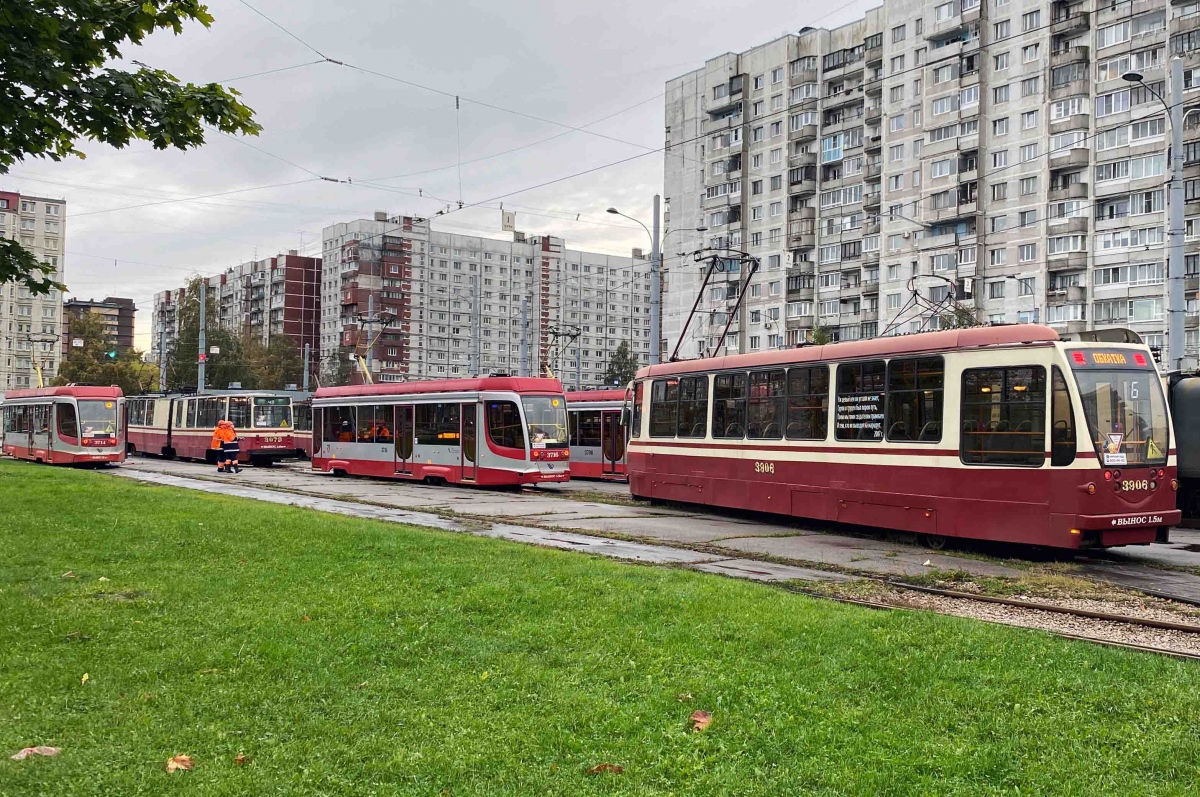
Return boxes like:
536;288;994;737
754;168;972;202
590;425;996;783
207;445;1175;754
111;458;1200;601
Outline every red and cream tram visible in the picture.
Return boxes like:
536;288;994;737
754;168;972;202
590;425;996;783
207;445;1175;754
312;377;570;486
293;396;314;459
125;391;297;466
1;386;125;466
626;325;1180;549
566;390;628;480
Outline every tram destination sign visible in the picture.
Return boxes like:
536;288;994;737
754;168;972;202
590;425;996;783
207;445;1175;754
836;392;885;440
1068;348;1155;370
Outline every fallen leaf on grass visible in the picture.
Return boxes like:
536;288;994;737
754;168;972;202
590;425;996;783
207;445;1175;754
234;753;250;766
585;763;624;776
356;681;369;689
302;615;311;623
60;571;76;579
80;673;89;685
480;671;489;681
65;631;91;642
97;576;109;582
689;710;712;732
11;746;60;761
198;668;222;675
676;693;693;702
166;755;194;773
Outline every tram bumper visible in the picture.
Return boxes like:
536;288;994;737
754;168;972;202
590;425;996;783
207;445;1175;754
527;460;569;483
1072;510;1181;547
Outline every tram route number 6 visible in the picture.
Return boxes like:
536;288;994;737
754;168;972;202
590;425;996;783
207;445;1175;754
754;461;775;474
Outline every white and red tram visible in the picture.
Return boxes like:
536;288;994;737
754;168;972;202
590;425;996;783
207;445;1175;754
312;377;570;486
1;386;125;466
566;390;628;480
626;325;1181;549
125;391;297;466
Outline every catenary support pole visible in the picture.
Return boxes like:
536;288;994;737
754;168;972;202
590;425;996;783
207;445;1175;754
158;308;167;392
197;281;206;393
520;296;530;377
470;275;481;376
1167;57;1186;373
366;293;374;379
650;194;662;365
302;343;311;392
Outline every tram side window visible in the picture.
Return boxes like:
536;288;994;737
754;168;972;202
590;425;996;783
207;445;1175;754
748;370;786;439
787;366;829;440
229;397;252;429
1051;367;1077;467
630;381;644;438
569;410;601;447
713;373;748;438
186;400;197;428
57;403;79;439
649;378;680;437
835;361;887;441
416;403;460;446
489;401;526;449
677;375;709;438
356;404;393;443
324;406;357;442
961;367;1046;467
886;357;944;442
32;405;51;433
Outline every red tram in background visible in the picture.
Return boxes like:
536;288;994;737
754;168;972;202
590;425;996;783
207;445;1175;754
312;377;570;486
566;390;628;480
1;386;125;466
125;391;297;466
293;396;314;459
626;325;1180;549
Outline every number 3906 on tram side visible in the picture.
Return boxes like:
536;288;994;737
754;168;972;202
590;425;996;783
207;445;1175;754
311;377;571;486
1;386;125;466
626;325;1180;549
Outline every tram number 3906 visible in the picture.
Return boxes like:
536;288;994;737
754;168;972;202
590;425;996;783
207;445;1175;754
754;461;775;474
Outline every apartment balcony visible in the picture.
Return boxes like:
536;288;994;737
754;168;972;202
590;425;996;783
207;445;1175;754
789;151;817;168
862;278;879;294
1049;182;1089;201
1053;216;1090;234
1049;319;1089;335
864;161;882;180
1051;10;1090;35
863;250;880;266
1050;45;1089;67
957;166;978;183
1049;113;1091;133
864;134;882;153
1050;147;1091;169
789;124;818;143
865;105;883;123
825;90;864;110
1047;252;1088;271
1187;315;1199;330
865;79;883;96
787;284;815;301
1187;275;1199;292
863;192;881;210
918;232;959;251
1047;285;1087;304
792;68;819;83
860;307;879;322
789;206;816;222
865;41;883;67
789;176;817;197
789;229;816;248
1050;78;1092;100
786;315;814;329
864;217;880;235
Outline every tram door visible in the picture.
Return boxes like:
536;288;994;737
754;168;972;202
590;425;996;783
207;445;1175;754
461;402;477;481
31;404;52;460
394;405;413;474
601;410;625;475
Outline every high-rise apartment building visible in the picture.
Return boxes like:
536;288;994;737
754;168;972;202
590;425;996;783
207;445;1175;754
663;0;1200;368
152;251;321;381
0;191;65;390
62;297;136;357
320;213;650;387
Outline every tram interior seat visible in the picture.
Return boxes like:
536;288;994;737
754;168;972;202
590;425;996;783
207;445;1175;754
918;422;940;442
690;422;706;437
762;422;781;438
786;422;803;438
888;422;910;441
747;423;762;437
724;423;744;437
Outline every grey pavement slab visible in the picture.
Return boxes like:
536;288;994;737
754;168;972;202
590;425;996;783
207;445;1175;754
548;515;806;544
690;559;856;583
479;525;727;564
715;534;1026;578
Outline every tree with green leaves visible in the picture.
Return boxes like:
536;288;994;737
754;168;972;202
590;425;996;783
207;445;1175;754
809;326;834;346
602;340;639;388
1;0;261;293
55;311;159;394
241;333;304;390
163;279;245;391
321;346;354;388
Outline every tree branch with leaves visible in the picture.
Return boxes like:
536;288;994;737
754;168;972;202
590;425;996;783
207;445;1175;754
0;0;261;292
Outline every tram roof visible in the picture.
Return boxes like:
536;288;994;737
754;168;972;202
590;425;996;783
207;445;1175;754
566;390;627;403
2;385;124;400
315;377;564;399
638;324;1060;379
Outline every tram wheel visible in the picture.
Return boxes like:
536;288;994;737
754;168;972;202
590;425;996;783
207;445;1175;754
921;534;948;551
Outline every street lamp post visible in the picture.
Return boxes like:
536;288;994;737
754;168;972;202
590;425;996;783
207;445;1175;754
1123;61;1199;372
608;198;663;364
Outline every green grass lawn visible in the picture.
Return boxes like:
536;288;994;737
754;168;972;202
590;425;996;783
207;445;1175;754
2;460;1199;796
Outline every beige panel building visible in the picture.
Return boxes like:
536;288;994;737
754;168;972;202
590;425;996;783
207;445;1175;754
0;191;65;390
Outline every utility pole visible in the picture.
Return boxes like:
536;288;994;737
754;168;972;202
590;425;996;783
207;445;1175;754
650;194;662;365
365;293;374;379
574;347;581;391
1167;57;1186;373
470;275;481;376
519;296;530;377
197;280;207;393
302;343;311;392
158;306;167;392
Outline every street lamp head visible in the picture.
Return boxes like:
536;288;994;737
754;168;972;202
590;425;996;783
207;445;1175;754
1122;71;1144;83
695;226;708;233
606;207;620;214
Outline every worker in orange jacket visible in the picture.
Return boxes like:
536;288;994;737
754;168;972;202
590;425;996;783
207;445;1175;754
210;420;241;474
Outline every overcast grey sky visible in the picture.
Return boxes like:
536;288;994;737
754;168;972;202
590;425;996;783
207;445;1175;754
8;0;877;349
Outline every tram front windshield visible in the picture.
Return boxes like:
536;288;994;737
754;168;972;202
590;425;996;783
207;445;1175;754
253;397;292;428
78;400;118;439
521;396;568;448
1070;353;1169;467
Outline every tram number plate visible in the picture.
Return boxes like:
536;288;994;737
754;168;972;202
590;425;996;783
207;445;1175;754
1121;479;1150;492
754;461;775;474
262;436;284;443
